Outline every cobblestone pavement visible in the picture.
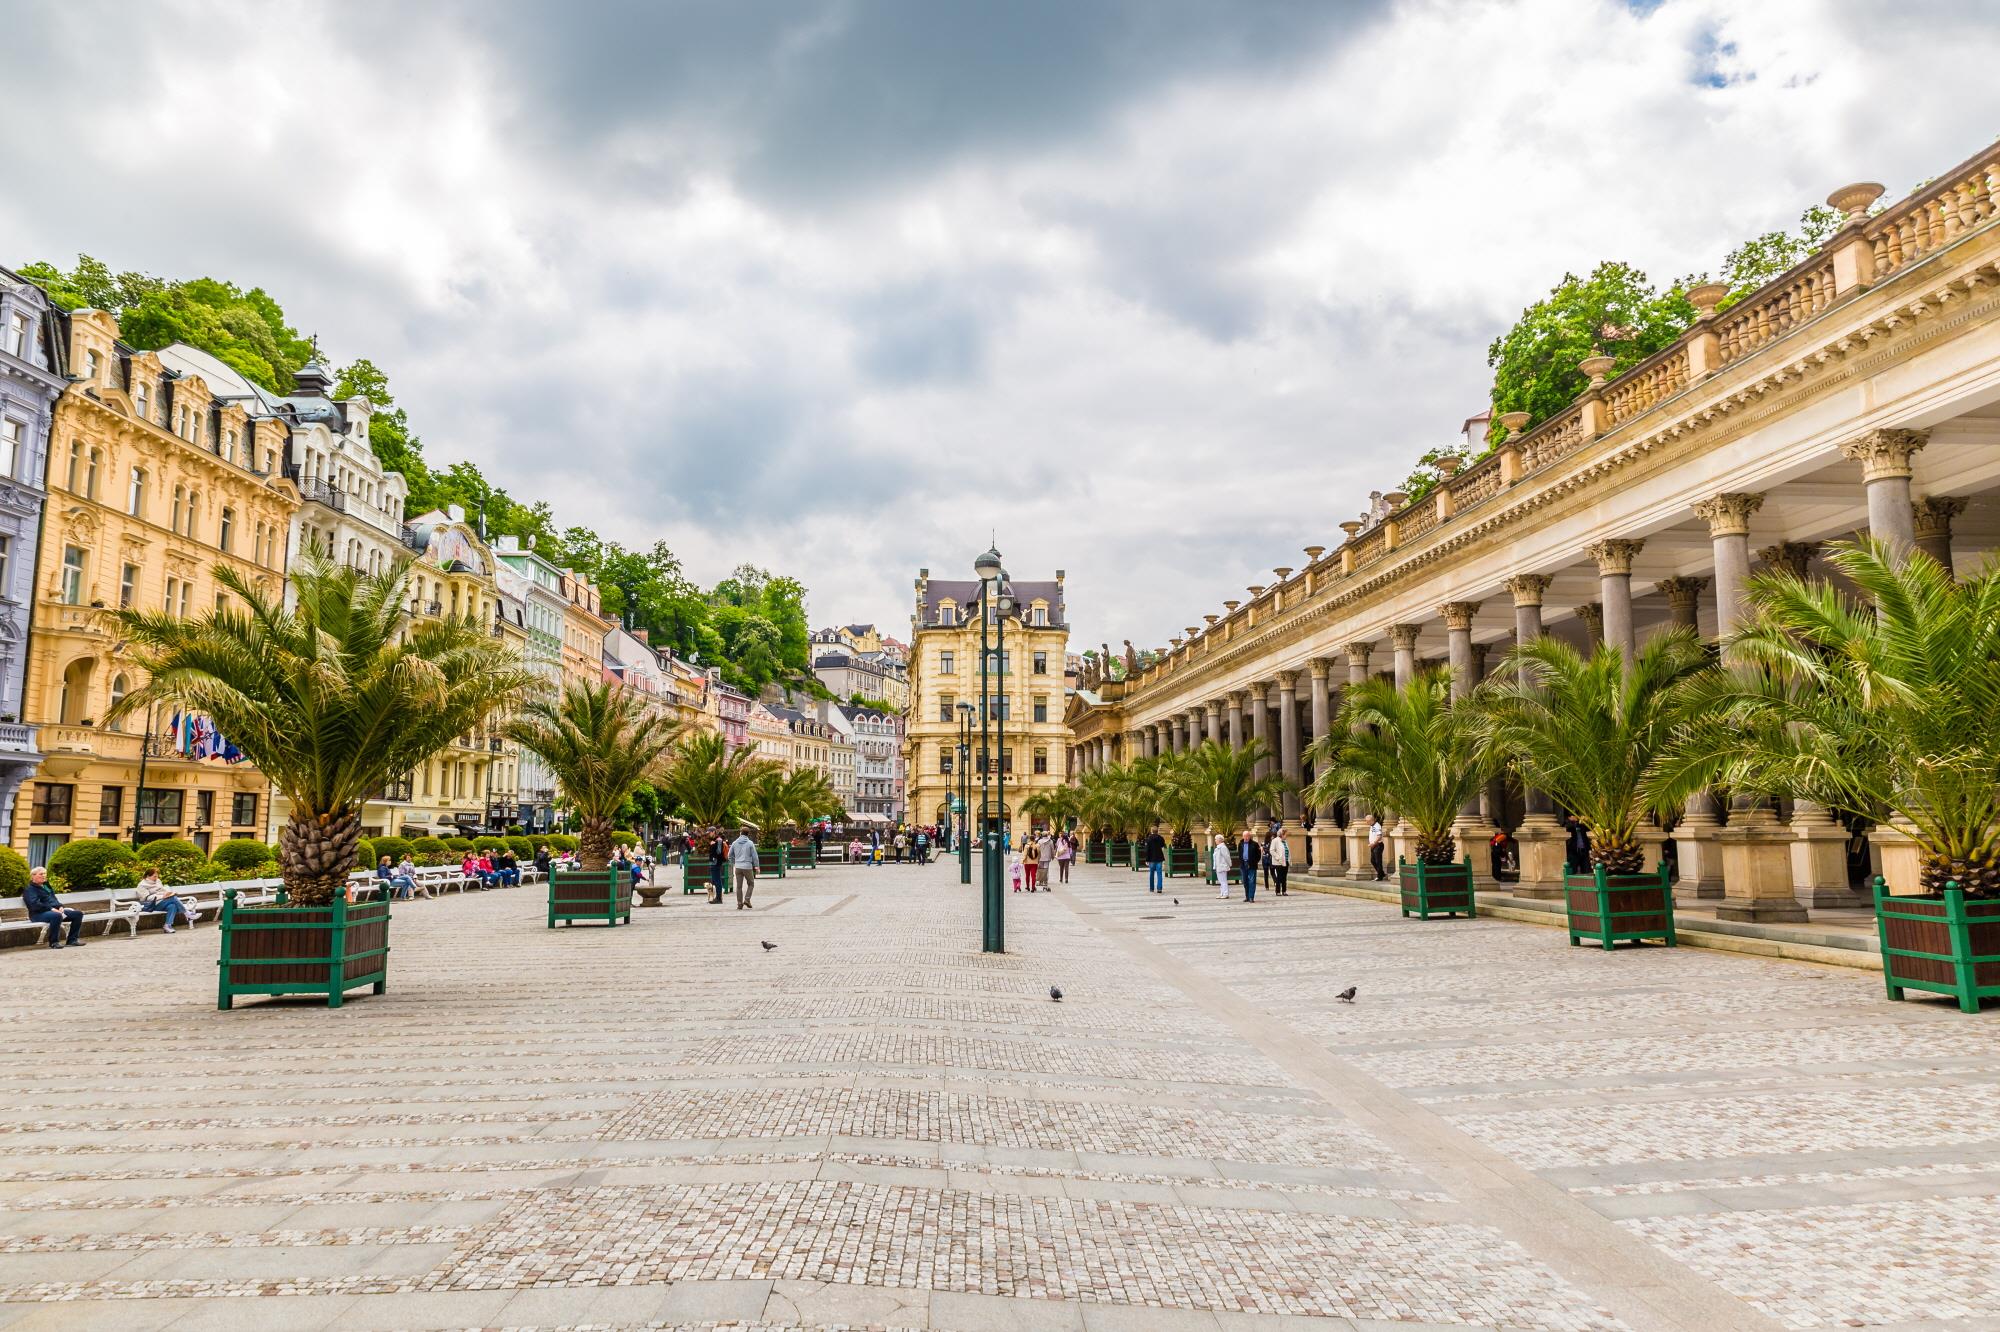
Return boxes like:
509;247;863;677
1;858;1993;1331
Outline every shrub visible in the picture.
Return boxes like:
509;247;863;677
444;836;475;853
546;833;578;853
47;839;139;891
214;839;277;872
505;824;526;835
610;830;639;849
410;836;449;865
0;845;27;897
505;835;534;859
137;838;203;864
354;836;376;870
473;835;506;852
371;835;412;866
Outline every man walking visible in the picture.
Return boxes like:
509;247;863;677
24;867;83;949
1142;824;1167;893
1237;829;1262;902
1210;834;1233;900
1368;815;1387;881
729;828;760;908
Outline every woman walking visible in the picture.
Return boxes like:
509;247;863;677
1056;832;1074;884
1211;834;1233;900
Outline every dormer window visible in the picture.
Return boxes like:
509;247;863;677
84;349;101;382
134;381;149;420
4;313;29;358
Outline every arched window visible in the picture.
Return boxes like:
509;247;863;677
84;447;101;500
58;657;94;725
107;674;128;731
127;467;146;517
171;484;184;531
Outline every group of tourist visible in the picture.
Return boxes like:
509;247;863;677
1006;830;1078;892
1207;825;1293;902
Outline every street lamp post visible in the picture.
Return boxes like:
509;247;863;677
973;545;1014;953
956;702;973;884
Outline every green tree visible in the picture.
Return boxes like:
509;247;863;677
1485;261;1696;443
1474;631;1712;875
1306;668;1492;865
504;681;683;871
658;731;773;837
1172;740;1290;845
1649;540;2000;896
108;550;535;904
1713;205;1843;309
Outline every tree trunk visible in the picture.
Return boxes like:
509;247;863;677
278;805;363;906
578;815;615;871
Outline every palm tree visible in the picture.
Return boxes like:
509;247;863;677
504;680;682;871
1174;739;1290;844
1076;764;1133;844
1306;667;1491;865
1020;783;1082;833
743;766;838;838
781;768;840;829
1475;629;1712;875
1649;539;2000;896
659;731;773;836
107;551;533;905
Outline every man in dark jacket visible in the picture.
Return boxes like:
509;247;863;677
1236;832;1262;902
1142;826;1167;893
24;868;84;949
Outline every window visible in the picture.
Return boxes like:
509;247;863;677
940;750;953;775
195;790;214;828
164;576;180;614
996;650;1011;675
218;506;233;552
184;489;199;538
4;312;29;357
99;786;123;827
0;534;9;593
220;429;235;464
1002;749;1015;775
84;447;100;500
938;650;955;675
107;674;127;729
1034;747;1049;774
137;787;183;827
232;792;258;827
84;349;101;382
986;694;1010;721
178;580;190;618
1033;650;1047;674
171;484;184;530
127;466;146;516
65;439;80;491
1031;605;1047;626
1033;696;1049;723
0;418;19;476
936;604;956;626
134;381;148;421
31;782;73;825
27;833;68;867
215;592;227;614
59;546;84;604
937;692;956;723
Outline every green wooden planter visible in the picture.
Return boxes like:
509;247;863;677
788;842;817;870
756;845;788;879
217;889;389;1010
1086;840;1107;864
1875;878;2000;1013
1109;840;1132;865
547;869;631;928
1129;841;1147;871
1565;864;1675;949
1168;846;1202;877
683;857;729;895
1399;855;1476;920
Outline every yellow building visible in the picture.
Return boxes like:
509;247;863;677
16;310;300;863
905;559;1069;836
747;702;791;771
557;567;614;694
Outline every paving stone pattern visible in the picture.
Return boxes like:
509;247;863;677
0;858;1991;1330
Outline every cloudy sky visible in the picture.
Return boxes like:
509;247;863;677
6;0;1999;649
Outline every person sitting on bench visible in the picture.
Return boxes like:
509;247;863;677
24;868;84;949
137;868;197;931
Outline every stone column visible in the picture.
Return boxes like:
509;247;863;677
1204;700;1222;747
1439;601;1487;850
1341;641;1374;873
1388;623;1420;689
1840;428;1928;558
1656;575;1707;631
1247;682;1272;834
1912;496;1966;577
1226;692;1245;752
1573;602;1604;648
1156;721;1171;758
1276;671;1301;825
1307;659;1340;868
1505;574;1565;899
1693;490;1802;921
1588;539;1644;662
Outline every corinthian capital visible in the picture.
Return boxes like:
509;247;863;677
1587;538;1645;576
1691;492;1764;538
1503;573;1552;607
1387;623;1422;652
1840;427;1929;483
1438;600;1481;632
1912;494;1968;540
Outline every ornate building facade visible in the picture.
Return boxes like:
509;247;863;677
494;535;569;830
0;268;59;843
17;309;299;862
905;564;1069;835
1068;144;2000;922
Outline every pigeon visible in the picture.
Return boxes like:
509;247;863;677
1049;985;1063;1002
761;941;777;951
1335;986;1357;1003
1172;898;1179;905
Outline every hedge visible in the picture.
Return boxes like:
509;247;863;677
473;835;507;852
354;836;376;870
48;839;139;891
0;845;28;897
371;835;413;866
137;838;204;864
504;835;535;859
546;833;578;853
444;836;475;853
213;839;277;872
410;836;449;865
610;830;640;848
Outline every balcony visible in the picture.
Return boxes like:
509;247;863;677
374;777;415;803
0;722;36;752
282;466;348;513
